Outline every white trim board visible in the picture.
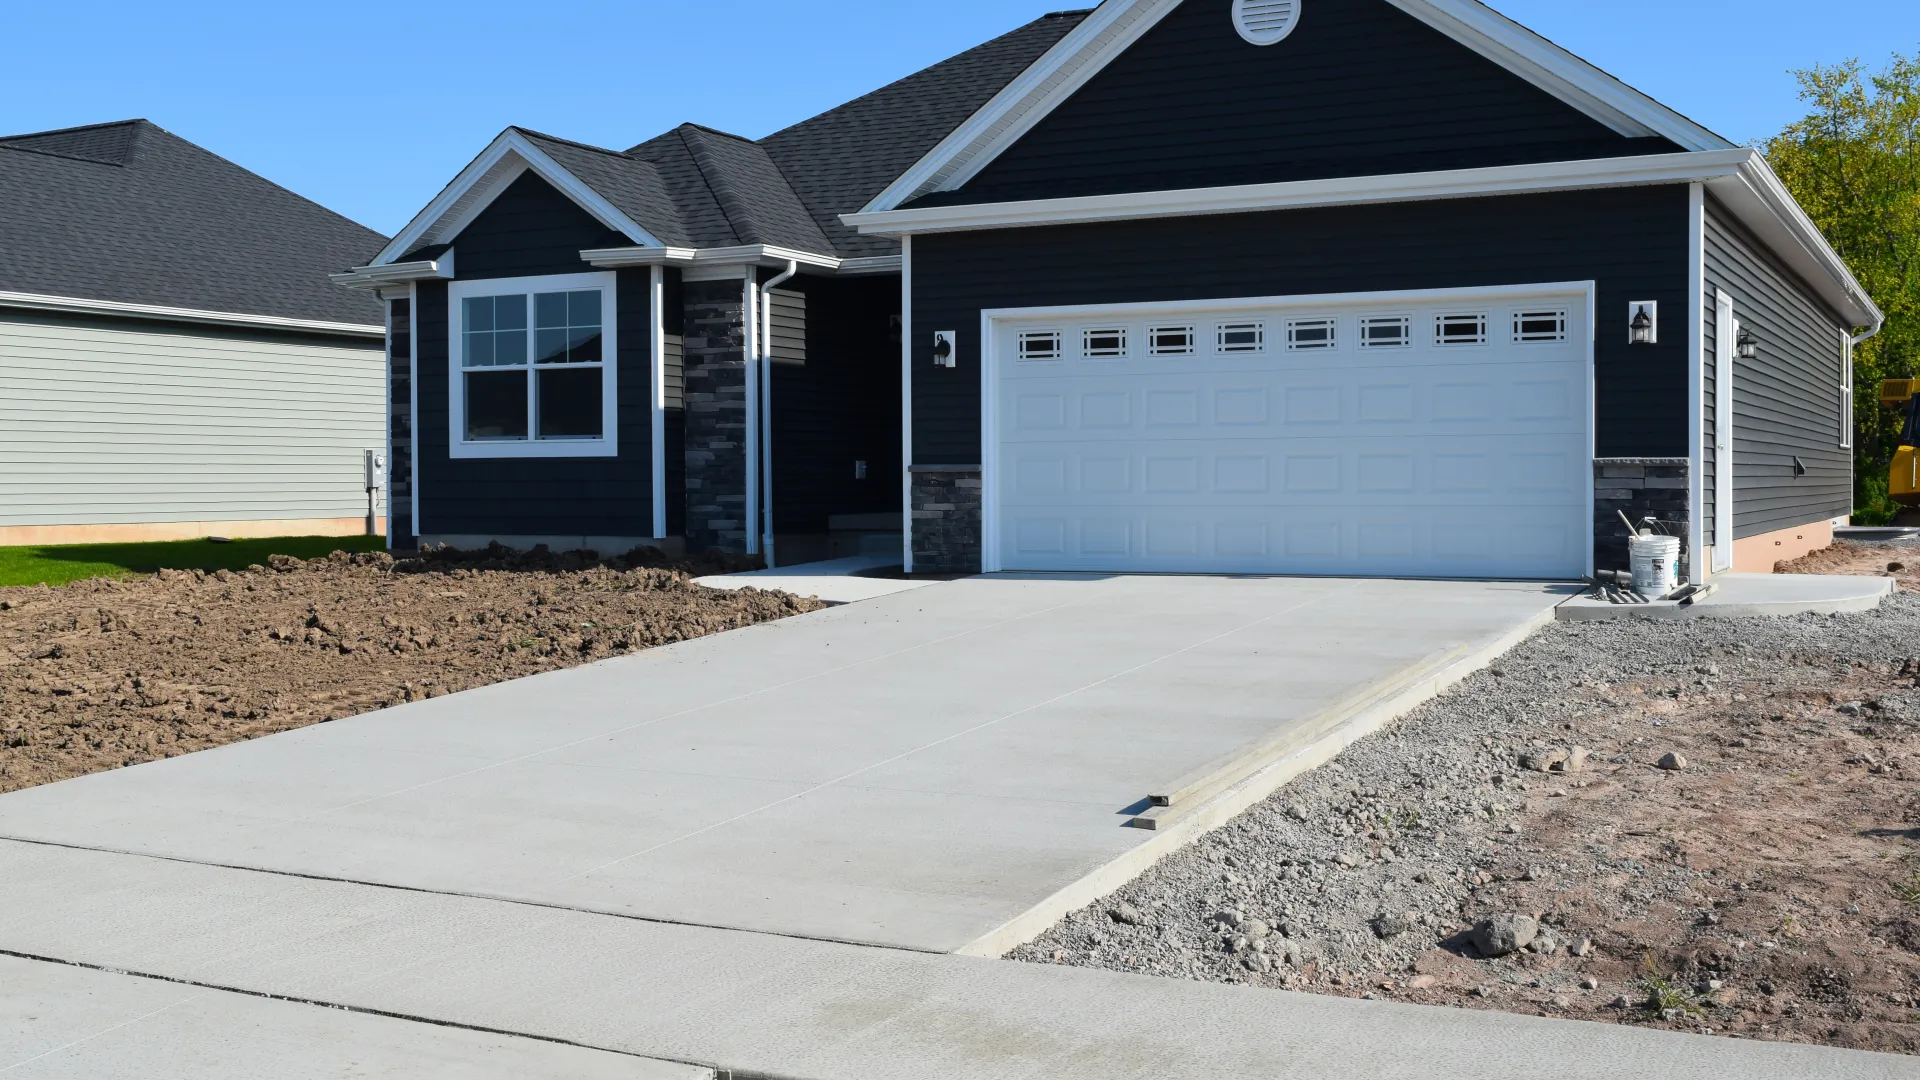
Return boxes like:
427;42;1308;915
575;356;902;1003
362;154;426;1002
859;0;1730;214
1687;182;1707;585
0;289;384;338
368;129;665;268
846;148;1881;333
978;281;1598;579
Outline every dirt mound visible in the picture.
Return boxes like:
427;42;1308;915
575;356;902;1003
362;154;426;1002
0;548;821;794
1778;540;1918;591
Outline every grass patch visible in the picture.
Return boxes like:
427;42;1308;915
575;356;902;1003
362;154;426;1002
0;535;387;588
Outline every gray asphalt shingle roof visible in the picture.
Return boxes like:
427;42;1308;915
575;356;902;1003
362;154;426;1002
0;119;386;327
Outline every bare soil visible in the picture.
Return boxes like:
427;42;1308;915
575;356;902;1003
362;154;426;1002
1777;539;1920;591
1017;557;1920;1056
0;546;822;794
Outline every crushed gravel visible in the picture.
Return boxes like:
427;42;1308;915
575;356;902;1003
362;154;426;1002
1014;575;1920;1056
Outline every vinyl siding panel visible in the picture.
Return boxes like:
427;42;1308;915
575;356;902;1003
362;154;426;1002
911;186;1691;463
0;311;384;525
1703;195;1852;539
928;0;1676;206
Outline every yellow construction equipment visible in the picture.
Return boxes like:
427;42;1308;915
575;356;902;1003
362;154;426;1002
1889;379;1920;506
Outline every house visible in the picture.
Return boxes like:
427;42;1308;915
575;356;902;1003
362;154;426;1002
0;120;390;546
336;0;1880;582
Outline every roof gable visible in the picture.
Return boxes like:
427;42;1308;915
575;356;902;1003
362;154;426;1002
0;120;385;327
922;0;1679;205
865;0;1731;212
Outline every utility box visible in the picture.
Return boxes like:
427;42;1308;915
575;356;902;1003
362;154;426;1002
364;449;387;490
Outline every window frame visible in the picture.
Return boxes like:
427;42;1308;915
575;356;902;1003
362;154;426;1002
447;271;619;460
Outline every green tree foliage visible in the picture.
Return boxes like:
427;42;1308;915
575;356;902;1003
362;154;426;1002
1766;52;1920;522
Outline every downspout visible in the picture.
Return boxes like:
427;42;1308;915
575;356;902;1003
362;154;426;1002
759;259;798;566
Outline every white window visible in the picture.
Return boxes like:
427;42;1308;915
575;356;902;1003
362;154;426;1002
1217;322;1265;353
1148;325;1196;355
1841;331;1855;450
1358;315;1412;349
1435;312;1488;346
448;271;618;459
1082;327;1128;357
1514;309;1568;343
1018;330;1063;361
1286;317;1337;350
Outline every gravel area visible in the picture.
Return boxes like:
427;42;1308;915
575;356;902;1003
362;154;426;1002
0;545;820;794
1014;561;1920;1056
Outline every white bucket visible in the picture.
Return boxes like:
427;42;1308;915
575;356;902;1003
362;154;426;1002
1628;535;1681;595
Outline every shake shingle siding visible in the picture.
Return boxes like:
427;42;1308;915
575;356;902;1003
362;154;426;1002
923;0;1677;207
1703;195;1853;539
910;186;1692;463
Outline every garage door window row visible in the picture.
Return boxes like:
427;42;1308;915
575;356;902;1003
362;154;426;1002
1015;307;1570;364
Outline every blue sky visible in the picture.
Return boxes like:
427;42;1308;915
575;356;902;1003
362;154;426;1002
3;1;1914;236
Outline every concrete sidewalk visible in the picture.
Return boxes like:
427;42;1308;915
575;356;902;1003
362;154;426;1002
691;553;935;603
0;841;1907;1080
0;573;1568;953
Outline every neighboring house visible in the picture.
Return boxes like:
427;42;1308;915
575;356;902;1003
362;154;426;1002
337;0;1880;581
0;119;388;546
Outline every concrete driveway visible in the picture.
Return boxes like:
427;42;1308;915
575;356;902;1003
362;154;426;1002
0;573;1566;953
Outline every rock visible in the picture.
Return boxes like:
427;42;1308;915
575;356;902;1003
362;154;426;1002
1520;746;1569;772
1286;803;1310;822
1568;936;1594;957
1277;940;1304;966
1108;902;1148;926
1657;752;1687;771
1212;909;1245;930
1244;952;1272;973
1405;974;1437;990
1370;911;1412;939
1612;995;1632;1008
1335;853;1359;868
1580;976;1600;990
1551;995;1572;1009
1243;918;1271;940
1523;866;1546;882
1472;985;1493;998
1471;913;1539;958
1551;746;1590;774
1525;932;1559;955
1229;935;1252;954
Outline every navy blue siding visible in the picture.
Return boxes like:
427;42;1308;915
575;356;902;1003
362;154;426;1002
414;175;655;544
910;186;1691;462
922;0;1677;206
1703;195;1852;539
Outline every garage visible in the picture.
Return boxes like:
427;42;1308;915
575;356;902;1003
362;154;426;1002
983;285;1594;579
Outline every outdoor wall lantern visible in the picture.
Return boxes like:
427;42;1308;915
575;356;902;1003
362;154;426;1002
1629;301;1658;345
1736;326;1758;361
931;330;957;368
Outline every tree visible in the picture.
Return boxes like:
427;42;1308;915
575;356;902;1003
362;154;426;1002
1766;52;1920;523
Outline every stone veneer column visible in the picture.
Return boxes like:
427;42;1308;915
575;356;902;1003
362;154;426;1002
909;466;983;574
1593;457;1692;578
682;279;749;553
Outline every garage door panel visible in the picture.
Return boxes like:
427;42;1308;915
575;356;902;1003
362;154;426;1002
993;291;1590;578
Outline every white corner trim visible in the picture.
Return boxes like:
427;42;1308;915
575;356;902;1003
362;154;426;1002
370;130;663;268
650;264;668;539
864;0;1182;212
846;148;1878;330
1380;0;1729;151
1687;182;1707;586
0;289;384;338
859;0;1730;216
900;235;914;574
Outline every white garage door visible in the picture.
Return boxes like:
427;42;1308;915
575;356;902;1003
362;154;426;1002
987;285;1592;579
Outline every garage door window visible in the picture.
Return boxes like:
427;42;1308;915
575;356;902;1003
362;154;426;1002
1286;317;1337;350
1217;322;1265;352
1149;325;1196;355
1082;327;1128;358
1514;310;1568;343
1018;330;1063;361
1435;313;1489;346
1359;315;1412;348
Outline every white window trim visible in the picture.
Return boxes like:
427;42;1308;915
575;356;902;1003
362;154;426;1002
447;270;619;460
1841;329;1855;450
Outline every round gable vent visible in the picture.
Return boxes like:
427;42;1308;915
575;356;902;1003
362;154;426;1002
1232;0;1301;46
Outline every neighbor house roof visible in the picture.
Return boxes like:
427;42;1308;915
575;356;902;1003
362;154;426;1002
360;9;1090;270
0;119;386;332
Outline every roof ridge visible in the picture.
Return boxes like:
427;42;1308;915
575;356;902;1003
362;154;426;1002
508;126;635;160
680;127;762;244
0;117;149;141
677;122;758;145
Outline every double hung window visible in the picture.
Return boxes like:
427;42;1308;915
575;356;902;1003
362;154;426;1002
449;271;617;458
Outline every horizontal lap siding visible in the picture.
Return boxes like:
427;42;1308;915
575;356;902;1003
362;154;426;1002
934;0;1674;205
0;311;383;524
912;186;1691;463
414;173;655;542
1704;196;1851;537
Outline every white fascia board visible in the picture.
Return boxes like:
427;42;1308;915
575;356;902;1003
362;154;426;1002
0;289;384;338
581;244;846;273
861;0;1180;213
330;257;454;291
370;130;662;267
1709;157;1883;332
1382;0;1731;151
836;255;904;275
846;150;1755;234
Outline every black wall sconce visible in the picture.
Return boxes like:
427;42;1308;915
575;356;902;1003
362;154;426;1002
1736;327;1758;361
931;330;956;368
1629;301;1658;345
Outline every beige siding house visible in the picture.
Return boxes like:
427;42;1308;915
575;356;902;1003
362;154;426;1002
0;120;388;546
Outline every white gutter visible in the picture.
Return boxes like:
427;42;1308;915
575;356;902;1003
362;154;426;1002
0;289;384;338
758;260;799;566
580;244;878;275
331;256;455;291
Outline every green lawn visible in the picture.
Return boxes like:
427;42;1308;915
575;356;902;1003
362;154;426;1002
0;535;389;588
